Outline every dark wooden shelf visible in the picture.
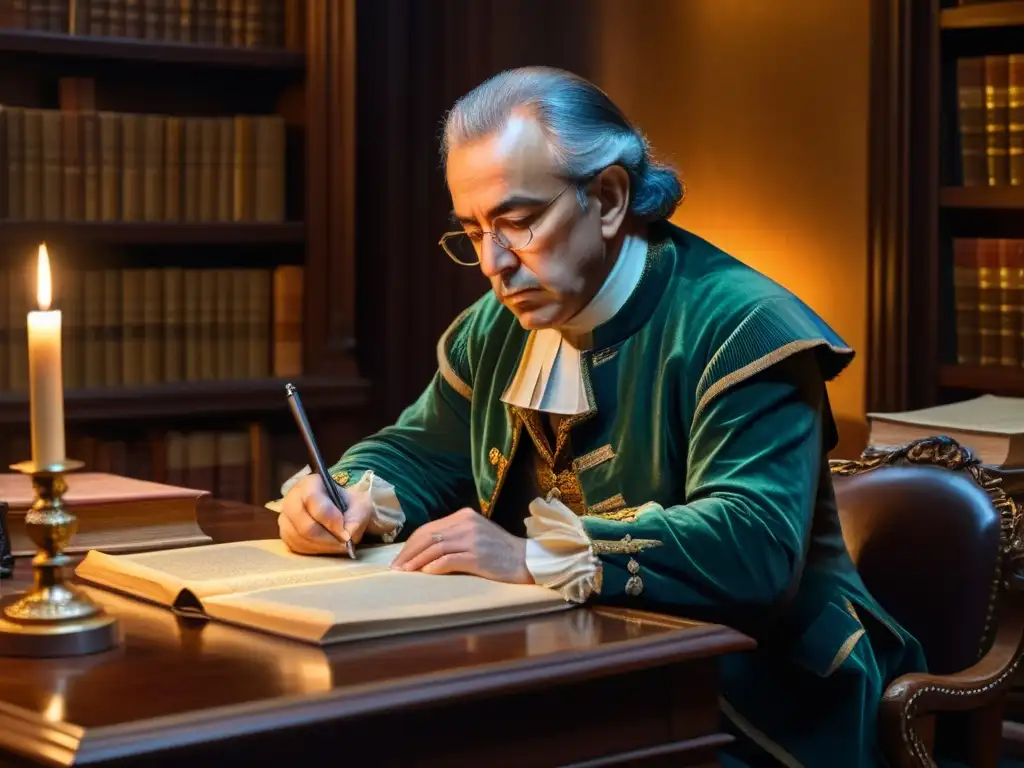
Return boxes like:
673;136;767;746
0;376;370;425
941;186;1024;210
0;221;305;245
0;29;305;71
940;1;1024;30
939;364;1024;395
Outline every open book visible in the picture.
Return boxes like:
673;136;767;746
75;539;572;645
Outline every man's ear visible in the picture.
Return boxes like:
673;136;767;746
594;165;631;240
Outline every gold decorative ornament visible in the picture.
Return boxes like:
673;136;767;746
0;459;120;657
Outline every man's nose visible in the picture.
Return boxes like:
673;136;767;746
478;235;518;278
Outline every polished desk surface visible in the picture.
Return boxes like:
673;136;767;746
0;499;755;767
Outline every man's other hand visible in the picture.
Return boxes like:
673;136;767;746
278;474;375;555
390;508;534;584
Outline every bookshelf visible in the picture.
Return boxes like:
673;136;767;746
0;0;365;507
867;0;1024;412
0;221;305;244
940;1;1024;29
0;28;306;70
938;1;1024;401
0;375;367;424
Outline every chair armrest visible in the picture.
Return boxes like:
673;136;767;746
879;601;1024;767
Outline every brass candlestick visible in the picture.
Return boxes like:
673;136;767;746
0;460;120;657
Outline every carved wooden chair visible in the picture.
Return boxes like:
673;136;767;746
830;436;1024;768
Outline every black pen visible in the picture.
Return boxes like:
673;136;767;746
286;383;357;559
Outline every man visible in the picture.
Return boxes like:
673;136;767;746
279;67;925;766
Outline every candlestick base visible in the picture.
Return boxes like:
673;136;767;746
0;459;121;657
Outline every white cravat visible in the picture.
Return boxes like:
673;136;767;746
500;230;648;415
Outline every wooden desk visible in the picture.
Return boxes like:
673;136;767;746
0;499;755;767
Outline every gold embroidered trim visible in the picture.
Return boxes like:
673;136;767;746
586;505;642;522
482;408;523;519
826;628;865;676
589;493;626;515
535;458;586;515
592;348;618;366
512;406;556;466
435;307;473;401
692;339;854;425
719;696;804;768
331;471;351;487
573;444;615;473
844;597;859;621
591;534;663;554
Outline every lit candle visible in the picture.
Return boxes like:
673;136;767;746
27;243;65;468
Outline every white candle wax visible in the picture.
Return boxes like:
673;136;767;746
27;245;65;467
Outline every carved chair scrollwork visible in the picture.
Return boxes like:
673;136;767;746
829;436;1024;768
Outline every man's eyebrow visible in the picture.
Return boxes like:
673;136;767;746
451;194;549;225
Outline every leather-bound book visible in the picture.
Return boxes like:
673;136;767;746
0;473;211;558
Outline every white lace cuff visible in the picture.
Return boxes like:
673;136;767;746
347;470;405;543
278;465;405;543
523;492;602;603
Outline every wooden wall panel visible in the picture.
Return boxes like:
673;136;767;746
354;0;595;422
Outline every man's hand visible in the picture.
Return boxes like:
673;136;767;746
390;508;534;584
278;474;375;555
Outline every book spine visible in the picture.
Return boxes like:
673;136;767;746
958;58;986;187
83;270;105;388
999;239;1022;367
22;109;42;220
954;237;981;366
103;268;122;387
8;260;29;391
1011;55;1024;186
143;114;165;222
62;268;83;390
272;265;302;377
162;267;184;382
40;110;62;221
6;106;22;220
985;55;1011;187
142;268;163;385
978;239;1002;366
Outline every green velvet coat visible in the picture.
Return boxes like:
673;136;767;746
329;221;927;767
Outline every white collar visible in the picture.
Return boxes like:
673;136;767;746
500;229;648;415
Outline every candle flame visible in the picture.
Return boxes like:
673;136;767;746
37;243;51;311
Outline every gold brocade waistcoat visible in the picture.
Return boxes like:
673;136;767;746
486;407;586;535
519;408;586;515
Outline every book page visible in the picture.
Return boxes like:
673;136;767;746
75;540;400;606
203;569;571;644
867;394;1024;435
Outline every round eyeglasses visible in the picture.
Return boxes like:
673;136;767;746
438;223;534;266
438;183;574;266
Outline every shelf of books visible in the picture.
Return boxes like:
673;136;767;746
0;0;364;509
936;2;1024;398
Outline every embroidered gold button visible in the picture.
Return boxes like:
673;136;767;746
625;557;643;595
625;575;643;596
488;447;501;466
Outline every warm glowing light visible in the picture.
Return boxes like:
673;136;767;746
36;243;51;311
42;692;65;722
